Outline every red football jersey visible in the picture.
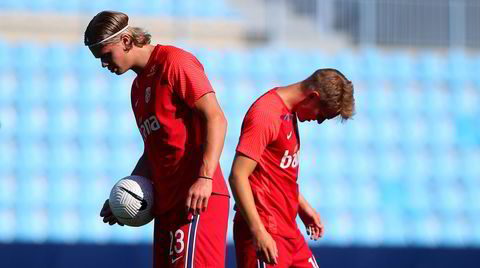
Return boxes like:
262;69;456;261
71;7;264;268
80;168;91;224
235;89;301;238
131;45;229;215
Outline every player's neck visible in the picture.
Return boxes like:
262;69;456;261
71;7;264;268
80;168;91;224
131;44;156;75
276;82;306;111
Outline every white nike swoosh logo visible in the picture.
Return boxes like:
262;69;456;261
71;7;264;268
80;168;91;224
287;131;293;140
171;256;183;264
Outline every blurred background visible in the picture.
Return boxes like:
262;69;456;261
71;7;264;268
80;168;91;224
0;0;479;267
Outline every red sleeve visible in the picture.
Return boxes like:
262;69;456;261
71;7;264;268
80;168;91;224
165;48;214;107
236;105;280;163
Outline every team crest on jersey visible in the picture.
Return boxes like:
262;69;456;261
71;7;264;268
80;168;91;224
145;87;151;103
280;114;294;121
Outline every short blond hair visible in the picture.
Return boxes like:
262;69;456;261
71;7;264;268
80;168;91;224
304;68;355;121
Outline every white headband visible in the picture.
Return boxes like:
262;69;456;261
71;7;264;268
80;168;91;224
88;25;129;48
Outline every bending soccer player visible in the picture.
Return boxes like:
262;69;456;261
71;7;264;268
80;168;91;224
229;68;355;267
85;11;230;268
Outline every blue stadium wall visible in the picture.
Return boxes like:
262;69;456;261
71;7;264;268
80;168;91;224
1;244;480;268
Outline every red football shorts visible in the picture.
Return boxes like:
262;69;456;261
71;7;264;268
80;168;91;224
153;194;230;268
233;220;320;268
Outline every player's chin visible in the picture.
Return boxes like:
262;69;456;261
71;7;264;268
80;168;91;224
115;69;126;75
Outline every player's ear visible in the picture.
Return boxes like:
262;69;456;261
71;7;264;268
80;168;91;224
307;90;320;100
121;33;133;51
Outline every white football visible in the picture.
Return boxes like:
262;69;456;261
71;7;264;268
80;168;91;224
109;175;154;227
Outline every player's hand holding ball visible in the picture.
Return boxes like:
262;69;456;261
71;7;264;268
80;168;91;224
185;176;213;215
100;199;124;226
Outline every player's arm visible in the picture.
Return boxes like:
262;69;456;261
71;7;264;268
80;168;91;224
298;193;324;240
131;151;152;178
229;153;278;264
195;92;227;179
185;93;227;214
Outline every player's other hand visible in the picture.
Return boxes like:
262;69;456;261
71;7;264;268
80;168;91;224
185;177;212;215
299;206;324;240
100;199;124;226
253;228;278;265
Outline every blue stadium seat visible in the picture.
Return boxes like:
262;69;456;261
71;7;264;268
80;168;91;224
171;0;230;17
45;43;72;77
435;183;466;217
15;207;48;242
415;51;446;86
15;172;48;207
353;211;384;246
404;184;432;213
76;142;109;177
46;105;78;145
77;174;111;208
12;43;45;77
247;49;276;82
344;149;374;178
470;55;480;88
46;76;78;112
459;150;480;180
194;0;229;17
426;119;455;151
78;0;114;14
14;142;47;175
105;77;133;114
218;50;248;81
78;208;111;243
46;174;79;209
72;44;98;81
412;212;442;246
385;51;414;88
372;116;401;153
422;86;451;117
381;209;407;246
0;40;13;73
431;151;460;184
441;215;471;247
0;208;15;242
364;87;396;120
46;208;80;243
446;49;469;88
46;142;79;174
24;0;51;12
274;49;311;84
0;0;26;10
322;209;354;246
142;0;174;15
352;180;379;212
52;0;81;12
395;86;423;122
307;51;330;70
0;76;15;111
0;139;15;174
358;47;385;83
331;50;358;82
13;75;48;110
172;0;197;17
0;175;15;208
106;146;139;179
